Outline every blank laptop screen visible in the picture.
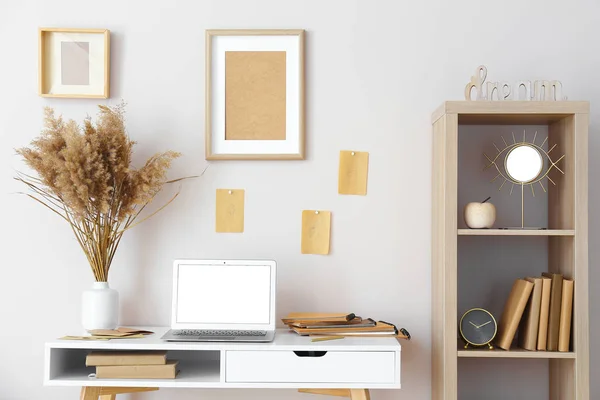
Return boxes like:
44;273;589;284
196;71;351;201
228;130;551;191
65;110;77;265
176;264;271;324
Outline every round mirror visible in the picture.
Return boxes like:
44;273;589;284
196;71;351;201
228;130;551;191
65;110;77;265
505;145;543;183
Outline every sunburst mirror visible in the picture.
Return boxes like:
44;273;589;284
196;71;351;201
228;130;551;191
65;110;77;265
483;130;565;229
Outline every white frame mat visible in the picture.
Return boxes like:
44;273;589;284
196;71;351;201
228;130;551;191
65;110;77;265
205;29;305;160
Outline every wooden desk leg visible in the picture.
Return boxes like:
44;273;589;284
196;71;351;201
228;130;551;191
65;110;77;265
349;389;370;400
298;389;370;400
80;387;102;400
99;387;159;396
298;389;352;397
80;387;158;400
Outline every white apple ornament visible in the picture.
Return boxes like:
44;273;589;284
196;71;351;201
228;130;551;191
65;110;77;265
464;197;496;229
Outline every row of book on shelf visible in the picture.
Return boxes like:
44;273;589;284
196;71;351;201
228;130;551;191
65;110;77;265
497;272;573;352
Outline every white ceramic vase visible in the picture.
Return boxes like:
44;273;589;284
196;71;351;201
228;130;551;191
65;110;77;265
82;282;119;331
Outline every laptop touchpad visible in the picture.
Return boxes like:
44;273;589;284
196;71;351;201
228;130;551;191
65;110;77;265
201;336;235;340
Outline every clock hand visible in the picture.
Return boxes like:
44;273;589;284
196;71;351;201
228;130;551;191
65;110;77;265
469;321;478;328
477;320;492;328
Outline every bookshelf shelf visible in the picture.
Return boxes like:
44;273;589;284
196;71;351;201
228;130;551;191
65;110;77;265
456;341;576;359
457;229;575;236
432;101;589;400
457;350;576;359
47;361;221;387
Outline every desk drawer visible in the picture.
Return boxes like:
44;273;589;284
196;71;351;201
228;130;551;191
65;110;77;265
225;350;396;383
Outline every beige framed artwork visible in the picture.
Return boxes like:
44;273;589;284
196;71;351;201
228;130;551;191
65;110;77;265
205;29;305;160
39;28;110;98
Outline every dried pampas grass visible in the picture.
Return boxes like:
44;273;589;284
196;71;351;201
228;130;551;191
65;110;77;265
16;103;185;282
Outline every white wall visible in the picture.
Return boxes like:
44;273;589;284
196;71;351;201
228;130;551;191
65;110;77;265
1;1;599;399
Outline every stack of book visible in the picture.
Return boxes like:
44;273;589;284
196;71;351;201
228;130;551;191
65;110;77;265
86;351;179;379
496;273;574;352
282;313;410;339
61;327;154;341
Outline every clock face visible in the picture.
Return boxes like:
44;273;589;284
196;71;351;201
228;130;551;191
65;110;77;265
460;308;497;346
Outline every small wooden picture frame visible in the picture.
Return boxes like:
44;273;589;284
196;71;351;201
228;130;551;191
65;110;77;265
39;28;110;98
205;29;305;160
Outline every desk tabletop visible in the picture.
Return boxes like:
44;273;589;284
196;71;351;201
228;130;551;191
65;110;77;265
46;327;402;351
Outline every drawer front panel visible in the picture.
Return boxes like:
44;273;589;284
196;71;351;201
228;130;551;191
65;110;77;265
226;350;396;383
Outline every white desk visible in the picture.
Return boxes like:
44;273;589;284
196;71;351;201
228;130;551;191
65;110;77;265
45;327;401;400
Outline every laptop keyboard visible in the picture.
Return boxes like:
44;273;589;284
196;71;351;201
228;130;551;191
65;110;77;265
173;329;267;337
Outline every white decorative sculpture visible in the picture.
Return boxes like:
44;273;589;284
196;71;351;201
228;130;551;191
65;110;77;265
514;81;532;100
464;201;496;229
464;65;487;101
464;65;567;101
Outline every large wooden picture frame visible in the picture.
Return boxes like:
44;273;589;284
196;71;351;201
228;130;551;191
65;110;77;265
39;28;110;98
205;29;305;160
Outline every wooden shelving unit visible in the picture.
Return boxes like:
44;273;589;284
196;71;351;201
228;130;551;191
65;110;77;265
431;101;589;400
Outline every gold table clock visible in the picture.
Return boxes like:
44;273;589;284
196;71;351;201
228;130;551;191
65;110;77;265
459;308;497;349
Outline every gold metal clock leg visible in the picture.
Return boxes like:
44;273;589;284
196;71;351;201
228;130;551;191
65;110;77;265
488;343;494;350
464;342;469;349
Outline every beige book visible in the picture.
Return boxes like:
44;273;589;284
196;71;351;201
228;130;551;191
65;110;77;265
536;277;552;350
518;277;543;351
282;313;358;325
558;279;574;352
496;279;534;350
86;351;167;366
291;321;396;336
96;360;178;379
542;272;564;351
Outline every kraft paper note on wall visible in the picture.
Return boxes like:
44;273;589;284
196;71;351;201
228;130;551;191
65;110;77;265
216;189;245;233
225;51;287;140
338;150;369;195
301;210;331;255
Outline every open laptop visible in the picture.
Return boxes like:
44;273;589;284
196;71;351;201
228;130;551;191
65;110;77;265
161;259;276;342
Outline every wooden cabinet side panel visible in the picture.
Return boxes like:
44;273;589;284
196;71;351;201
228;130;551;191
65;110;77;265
432;114;458;400
574;113;589;400
431;116;445;400
548;113;589;400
